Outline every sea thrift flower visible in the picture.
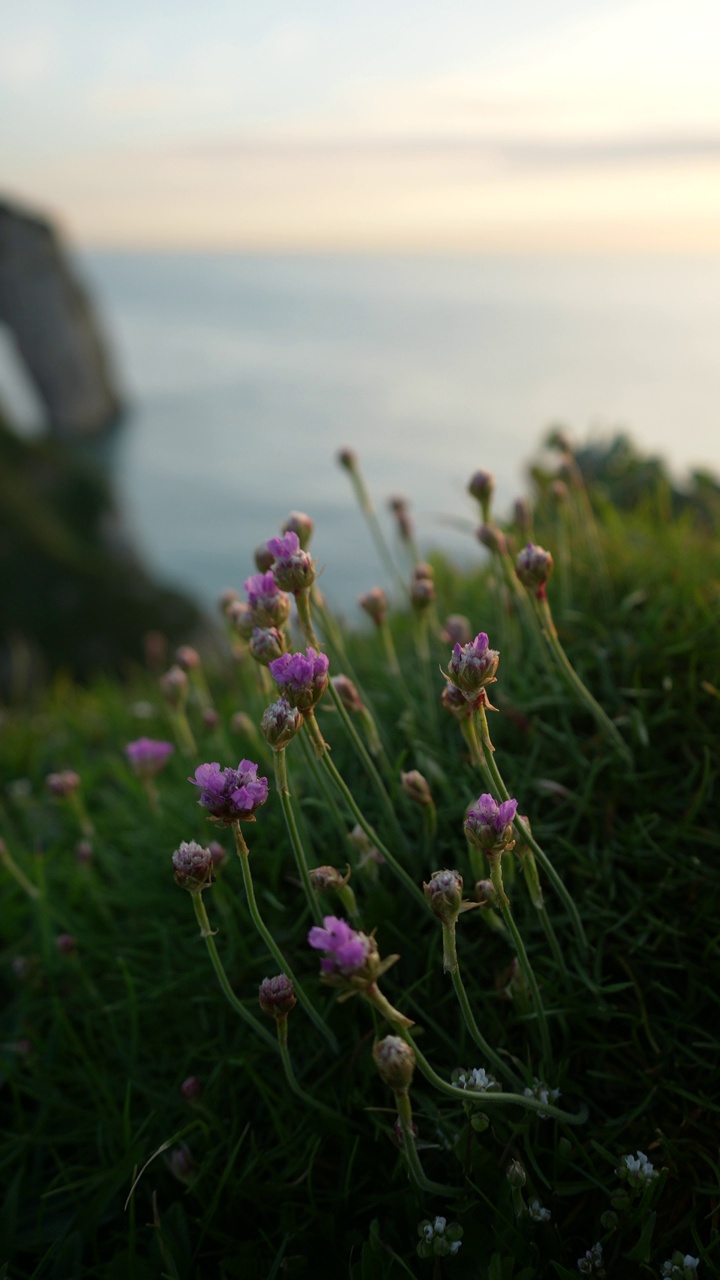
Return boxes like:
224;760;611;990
331;674;364;713
307;916;369;976
424;869;464;923
661;1255;700;1278
465;794;518;855
207;840;227;867
269;647;329;711
441;614;471;647
227;600;256;640
243;570;291;628
440;681;475;719
266;530;316;593
577;1242;605;1277
260;698;303;750
219;587;239;612
46;771;81;798
516;543;554;592
359;587;388;626
410;577;435;611
468;469;495;507
514;497;533;536
180;1076;202;1101
551;478;569;503
167;1144;195;1184
124;738;174;779
474;878;497;906
249;625;287;666
231;711;257;737
160;665;188;707
477;523;508;555
175;645;201;670
281;510;314;549
388;494;413;542
188;760;269;824
347;823;384;868
337;447;358;471
259;973;297;1018
171;840;215;893
413;561;435;581
445;632;500;699
400;770;434;808
618;1150;659;1187
373;1035;415;1090
417;1217;463;1259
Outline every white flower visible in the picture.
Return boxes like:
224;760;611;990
454;1066;498;1091
660;1255;700;1278
619;1149;658;1187
433;1216;447;1235
577;1242;605;1276
523;1076;561;1117
449;1241;462;1255
528;1198;551;1223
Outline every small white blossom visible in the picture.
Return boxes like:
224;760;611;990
523;1076;561;1117
528;1198;551;1223
618;1149;659;1187
449;1241;461;1255
661;1253;700;1278
577;1242;605;1277
453;1066;498;1091
433;1217;447;1235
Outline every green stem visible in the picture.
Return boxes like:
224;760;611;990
171;707;197;759
276;1016;338;1118
488;854;552;1068
231;822;338;1053
303;713;427;911
273;750;322;923
535;593;633;765
191;894;277;1052
297;730;353;845
0;844;39;899
379;619;402;678
394;1089;461;1194
450;964;521;1088
415;612;438;733
343;461;408;596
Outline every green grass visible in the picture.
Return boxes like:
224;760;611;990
1;444;719;1279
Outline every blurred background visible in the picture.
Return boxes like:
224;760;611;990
1;0;720;674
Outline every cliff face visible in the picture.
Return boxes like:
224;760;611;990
0;199;122;436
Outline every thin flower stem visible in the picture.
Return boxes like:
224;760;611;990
276;1016;338;1118
471;706;589;953
343;463;409;597
170;708;197;759
415;612;438;734
394;1089;461;1195
379;620;402;678
534;594;633;765
231;822;338;1053
273;750;322;924
488;854;553;1068
0;843;39;899
191;894;278;1053
399;1032;587;1124
296;730;352;844
449;963;521;1088
303;713;427;911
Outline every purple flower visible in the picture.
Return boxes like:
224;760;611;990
308;915;370;976
280;510;314;549
269;647;329;711
259;973;297;1018
46;770;81;797
243;570;291;628
516;543;554;593
125;737;174;779
188;759;269;824
266;530;316;593
260;697;303;750
446;632;500;699
171;839;215;892
465;793;518;854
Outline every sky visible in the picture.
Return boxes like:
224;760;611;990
2;0;720;250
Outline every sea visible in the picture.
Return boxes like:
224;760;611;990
4;252;720;617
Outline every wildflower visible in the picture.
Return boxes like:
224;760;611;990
423;869;464;923
175;645;201;670
243;570;291;628
661;1254;700;1278
400;770;434;808
167;1144;195;1184
514;497;533;536
254;541;275;572
528;1198;551;1223
477;523;508;555
445;632;500;700
413;561;435;581
451;1066;499;1092
160;665;188;707
440;680;475;719
337;447;358;471
359;587;388;626
410;577;435;611
267;530;316;593
523;1076;561;1117
441;614;471;647
249;625;287;666
56;933;77;955
226;600;256;640
260;698;303;750
474;878;497;906
618;1149;659;1188
373;1035;416;1090
219;587;239;612
516;543;554;592
465;793;518;855
416;1216;463;1259
203;709;220;730
388;494;413;542
308;865;351;892
281;510;314;549
171;840;215;893
180;1076;202;1101
468;469;495;509
577;1242;605;1277
269;647;329;711
307;916;370;976
46;771;81;797
124;737;174;779
207;840;227;867
331;674;364;713
188;759;269;825
258;973;297;1019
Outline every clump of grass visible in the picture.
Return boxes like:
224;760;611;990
1;434;719;1279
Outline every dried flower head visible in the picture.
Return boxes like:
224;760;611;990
188;760;269;824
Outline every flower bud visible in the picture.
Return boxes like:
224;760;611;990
516;543;554;592
465;794;518;855
388;495;413;543
172;840;215;893
513;497;532;537
180;1076;202;1101
260;698;303;750
506;1158;527;1188
445;632;500;699
400;770;434;809
249;626;287;666
267;531;316;593
56;933;77;955
208;840;227;867
423;868;464;923
477;522;507;555
231;711;256;737
203;709;220;730
331;674;365;713
474;878;497;906
254;542;275;573
167;1144;195;1184
468;469;495;507
308;864;351;892
440;681;473;719
410;578;435;612
413;561;434;581
75;839;93;864
160;665;188;707
550;478;569;503
337;447;358;471
175;645;201;671
372;1035;416;1091
441;614;471;647
281;510;314;550
358;587;388;627
226;600;256;640
219;587;239;613
258;973;297;1018
46;770;81;798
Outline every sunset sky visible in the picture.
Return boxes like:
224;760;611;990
2;0;720;250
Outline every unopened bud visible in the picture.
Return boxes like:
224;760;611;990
468;469;495;508
260;698;303;750
441;614;471;647
513;497;532;537
308;864;351;892
172;840;214;893
474;878;497;906
410;578;435;612
219;587;239;613
400;770;434;808
423;868;463;923
373;1035;416;1091
440;681;473;719
337;447;358;472
331;674;364;713
180;1076;202;1101
160;666;188;707
46;770;81;798
550;478;569;503
56;933;77;955
359;588;388;627
176;645;201;671
249;626;286;666
281;510;314;549
389;495;413;543
413;561;435;581
254;543;275;573
259;973;297;1018
506;1159;527;1188
226;600;256;640
516;543;554;591
477;522;507;555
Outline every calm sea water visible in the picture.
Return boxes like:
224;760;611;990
7;252;720;615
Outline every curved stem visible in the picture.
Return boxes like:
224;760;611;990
488;854;553;1068
394;1089;461;1195
231;822;338;1053
450;966;521;1088
276;1016;338;1118
191;894;277;1052
273;750;322;923
303;713;427;911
